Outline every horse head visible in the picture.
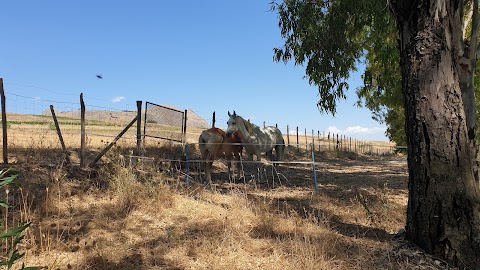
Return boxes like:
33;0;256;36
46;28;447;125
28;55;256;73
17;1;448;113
227;110;256;137
226;111;238;136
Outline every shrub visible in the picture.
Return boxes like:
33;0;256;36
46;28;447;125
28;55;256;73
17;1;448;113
0;169;37;270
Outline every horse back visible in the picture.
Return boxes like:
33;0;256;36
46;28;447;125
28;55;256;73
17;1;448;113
199;128;226;159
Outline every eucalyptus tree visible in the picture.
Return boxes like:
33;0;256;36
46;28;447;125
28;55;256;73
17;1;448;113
272;0;480;268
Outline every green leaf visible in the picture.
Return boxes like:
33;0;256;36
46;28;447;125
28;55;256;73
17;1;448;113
0;201;10;208
0;222;31;239
0;174;18;188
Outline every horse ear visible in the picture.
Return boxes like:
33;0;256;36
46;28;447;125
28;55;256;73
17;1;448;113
228;111;231;117
233;111;236;116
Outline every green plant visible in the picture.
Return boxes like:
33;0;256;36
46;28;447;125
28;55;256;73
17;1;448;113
48;122;56;131
0;169;37;270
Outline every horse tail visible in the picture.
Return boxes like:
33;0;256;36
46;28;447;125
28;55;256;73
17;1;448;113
199;131;209;160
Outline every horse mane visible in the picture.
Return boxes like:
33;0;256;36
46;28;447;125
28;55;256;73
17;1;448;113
237;115;257;135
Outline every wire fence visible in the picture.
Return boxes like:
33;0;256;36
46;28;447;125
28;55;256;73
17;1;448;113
0;79;399;170
5;94;138;148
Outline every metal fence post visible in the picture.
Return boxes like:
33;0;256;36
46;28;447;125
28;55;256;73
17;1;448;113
136;100;142;156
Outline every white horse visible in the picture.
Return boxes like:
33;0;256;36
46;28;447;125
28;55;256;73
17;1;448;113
226;111;285;162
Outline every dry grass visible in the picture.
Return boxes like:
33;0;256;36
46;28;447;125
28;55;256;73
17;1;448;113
0;144;457;270
0;114;450;269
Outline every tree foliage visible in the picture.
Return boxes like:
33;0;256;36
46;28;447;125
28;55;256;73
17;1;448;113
272;0;408;144
273;0;479;148
272;0;389;115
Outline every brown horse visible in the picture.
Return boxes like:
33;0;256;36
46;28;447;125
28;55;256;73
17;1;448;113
198;127;243;183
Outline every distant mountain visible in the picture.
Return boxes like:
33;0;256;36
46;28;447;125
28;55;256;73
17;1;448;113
45;104;210;129
145;104;209;129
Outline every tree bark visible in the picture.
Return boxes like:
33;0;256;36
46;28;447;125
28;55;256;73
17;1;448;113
390;0;480;268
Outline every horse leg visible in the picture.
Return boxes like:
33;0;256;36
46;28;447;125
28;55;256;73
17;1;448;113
266;150;274;161
227;156;232;181
255;149;262;161
254;150;264;182
234;153;241;180
206;161;213;184
273;145;281;171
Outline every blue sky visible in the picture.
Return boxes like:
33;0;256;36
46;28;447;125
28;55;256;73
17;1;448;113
1;1;388;141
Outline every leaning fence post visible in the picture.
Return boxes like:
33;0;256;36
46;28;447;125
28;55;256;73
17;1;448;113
89;116;138;167
0;78;7;164
311;143;318;193
136;100;142;156
80;93;86;168
50;105;70;165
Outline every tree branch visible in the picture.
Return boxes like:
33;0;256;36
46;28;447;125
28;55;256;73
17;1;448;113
468;0;479;62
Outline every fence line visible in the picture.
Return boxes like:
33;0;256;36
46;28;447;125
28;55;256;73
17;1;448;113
0;80;397;168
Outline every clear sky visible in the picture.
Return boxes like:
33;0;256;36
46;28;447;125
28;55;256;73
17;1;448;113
1;1;389;142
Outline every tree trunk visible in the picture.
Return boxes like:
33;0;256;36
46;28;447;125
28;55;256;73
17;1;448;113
390;0;480;268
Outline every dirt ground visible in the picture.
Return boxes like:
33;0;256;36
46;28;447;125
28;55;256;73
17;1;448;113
0;147;460;270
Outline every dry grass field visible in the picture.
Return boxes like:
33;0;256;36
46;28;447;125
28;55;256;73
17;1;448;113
0;113;457;270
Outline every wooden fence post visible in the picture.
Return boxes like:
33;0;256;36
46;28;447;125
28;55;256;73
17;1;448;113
136;100;142;156
0;78;7;164
50;105;70;165
336;133;339;151
328;132;331;151
183;109;188;144
311;129;315;152
296;126;299;152
287;125;290;147
304;128;308;152
80;93;85;168
212;111;215;128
